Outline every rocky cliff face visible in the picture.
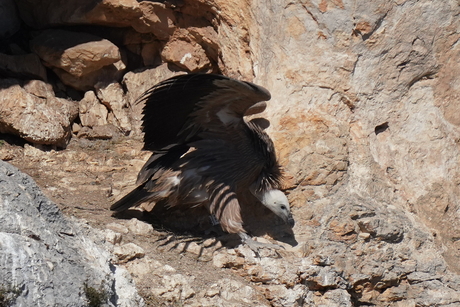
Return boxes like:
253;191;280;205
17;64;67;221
1;0;460;306
250;0;460;275
0;160;144;306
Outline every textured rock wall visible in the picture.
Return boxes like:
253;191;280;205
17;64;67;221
1;0;460;306
248;0;460;275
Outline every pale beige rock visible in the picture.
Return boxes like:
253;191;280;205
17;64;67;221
71;122;81;134
188;26;219;63
150;274;196;302
95;82;132;133
30;29;121;77
113;243;145;263
216;278;257;305
265;284;308;307
0;148;14;161
23;143;46;161
306;289;353;307
126;218;154;235
178;0;254;79
79;91;108;128
22;79;55;99
245;0;460;278
124;259;178;285
212;250;244;269
0;79;77;147
105;229;123;245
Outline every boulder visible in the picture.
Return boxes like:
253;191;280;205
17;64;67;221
0;79;78;147
30;29;121;78
53;60;126;92
0;160;145;306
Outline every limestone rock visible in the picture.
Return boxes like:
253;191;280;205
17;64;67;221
150;274;196;302
95;82;132;133
140;41;163;67
113;243;146;263
213;192;460;306
126;218;154;236
188;26;219;63
79;90;108;128
0;79;78;147
265;284;308;307
124;254;269;306
123;63;184;106
247;0;460;276
106;222;130;234
306;289;353;307
0;160;144;306
105;229;123;245
30;29;121;78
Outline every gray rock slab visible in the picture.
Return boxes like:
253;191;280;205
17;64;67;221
0;160;144;307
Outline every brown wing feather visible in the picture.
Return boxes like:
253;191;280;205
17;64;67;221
139;74;271;150
207;183;245;234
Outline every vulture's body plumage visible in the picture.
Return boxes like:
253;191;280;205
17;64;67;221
111;74;294;244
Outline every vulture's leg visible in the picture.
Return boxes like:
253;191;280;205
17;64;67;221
238;232;285;252
204;215;225;236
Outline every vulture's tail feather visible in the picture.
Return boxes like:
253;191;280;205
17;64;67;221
110;185;151;212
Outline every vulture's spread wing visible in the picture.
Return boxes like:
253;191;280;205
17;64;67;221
111;74;294;240
138;74;271;151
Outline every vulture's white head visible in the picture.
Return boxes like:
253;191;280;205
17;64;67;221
252;189;295;227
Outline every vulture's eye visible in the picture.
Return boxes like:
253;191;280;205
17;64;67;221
280;205;286;210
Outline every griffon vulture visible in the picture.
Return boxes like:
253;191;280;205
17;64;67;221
111;74;294;248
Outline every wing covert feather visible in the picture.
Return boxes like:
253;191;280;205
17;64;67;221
139;74;271;150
